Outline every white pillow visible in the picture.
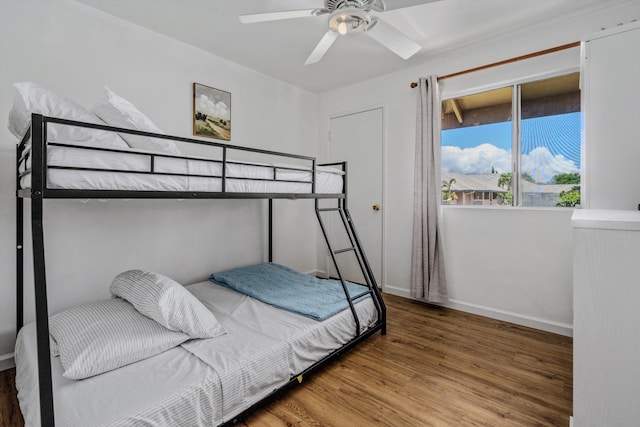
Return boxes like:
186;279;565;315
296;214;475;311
49;298;189;380
7;82;129;149
110;270;226;339
92;87;180;155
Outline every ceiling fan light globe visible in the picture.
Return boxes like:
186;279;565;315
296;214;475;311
328;8;370;34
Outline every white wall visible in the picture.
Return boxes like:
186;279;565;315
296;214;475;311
317;2;640;336
573;24;640;426
583;21;640;210
0;0;319;360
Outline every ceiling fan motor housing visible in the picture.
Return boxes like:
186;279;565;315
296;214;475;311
325;0;378;11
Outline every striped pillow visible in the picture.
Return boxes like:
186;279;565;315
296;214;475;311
49;299;189;380
110;270;226;339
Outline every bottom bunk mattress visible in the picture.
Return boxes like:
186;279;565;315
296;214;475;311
15;280;378;426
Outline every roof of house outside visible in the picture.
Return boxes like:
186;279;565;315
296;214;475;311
441;172;504;193
522;182;576;194
442;172;577;194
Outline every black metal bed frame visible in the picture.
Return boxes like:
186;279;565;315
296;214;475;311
15;114;386;427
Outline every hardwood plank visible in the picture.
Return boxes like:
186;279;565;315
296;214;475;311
0;368;23;427
0;293;573;426
246;294;572;426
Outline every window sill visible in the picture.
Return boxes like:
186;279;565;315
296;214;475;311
441;204;578;213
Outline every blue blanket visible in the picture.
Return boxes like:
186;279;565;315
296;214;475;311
210;263;370;321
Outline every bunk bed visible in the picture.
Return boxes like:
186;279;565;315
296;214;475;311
14;113;387;426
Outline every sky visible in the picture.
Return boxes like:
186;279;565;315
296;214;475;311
441;112;581;183
195;93;230;120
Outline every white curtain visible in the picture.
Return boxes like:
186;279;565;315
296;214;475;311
410;76;448;303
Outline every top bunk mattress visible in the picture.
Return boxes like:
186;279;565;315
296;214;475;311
18;143;344;195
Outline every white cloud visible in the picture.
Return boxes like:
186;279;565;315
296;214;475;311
442;143;579;182
521;146;579;183
195;94;230;120
441;143;511;174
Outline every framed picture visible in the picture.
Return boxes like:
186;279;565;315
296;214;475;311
193;82;231;141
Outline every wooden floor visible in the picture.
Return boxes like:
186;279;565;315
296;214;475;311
0;369;21;427
0;293;572;427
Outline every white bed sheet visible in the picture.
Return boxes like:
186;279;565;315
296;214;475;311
15;280;377;426
19;144;344;194
185;281;378;397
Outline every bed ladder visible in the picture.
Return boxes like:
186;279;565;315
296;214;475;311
314;198;387;337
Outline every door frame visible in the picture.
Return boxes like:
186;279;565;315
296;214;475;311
326;105;387;291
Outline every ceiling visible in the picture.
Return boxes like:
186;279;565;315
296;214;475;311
75;0;631;93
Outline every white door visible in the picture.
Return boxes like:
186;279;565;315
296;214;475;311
327;107;383;286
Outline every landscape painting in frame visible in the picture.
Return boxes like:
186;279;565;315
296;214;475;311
193;83;231;141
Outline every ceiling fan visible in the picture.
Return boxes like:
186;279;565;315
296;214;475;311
239;0;440;65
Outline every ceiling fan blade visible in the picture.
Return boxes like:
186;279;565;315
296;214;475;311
371;0;443;12
304;31;339;65
239;9;327;24
366;19;421;59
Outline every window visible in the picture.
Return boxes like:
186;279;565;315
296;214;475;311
441;73;581;207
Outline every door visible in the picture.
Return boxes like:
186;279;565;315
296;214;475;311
327;107;383;286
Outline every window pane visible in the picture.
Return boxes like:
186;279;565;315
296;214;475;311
441;87;513;206
520;73;581;207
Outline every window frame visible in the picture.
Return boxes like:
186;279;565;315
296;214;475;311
439;67;581;209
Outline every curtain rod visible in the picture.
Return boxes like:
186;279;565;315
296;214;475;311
409;41;580;88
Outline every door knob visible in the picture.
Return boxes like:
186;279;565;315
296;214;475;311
372;204;381;211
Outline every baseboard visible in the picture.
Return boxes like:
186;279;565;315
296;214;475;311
383;285;573;337
0;353;15;371
445;299;573;337
570;416;574;427
383;284;411;298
